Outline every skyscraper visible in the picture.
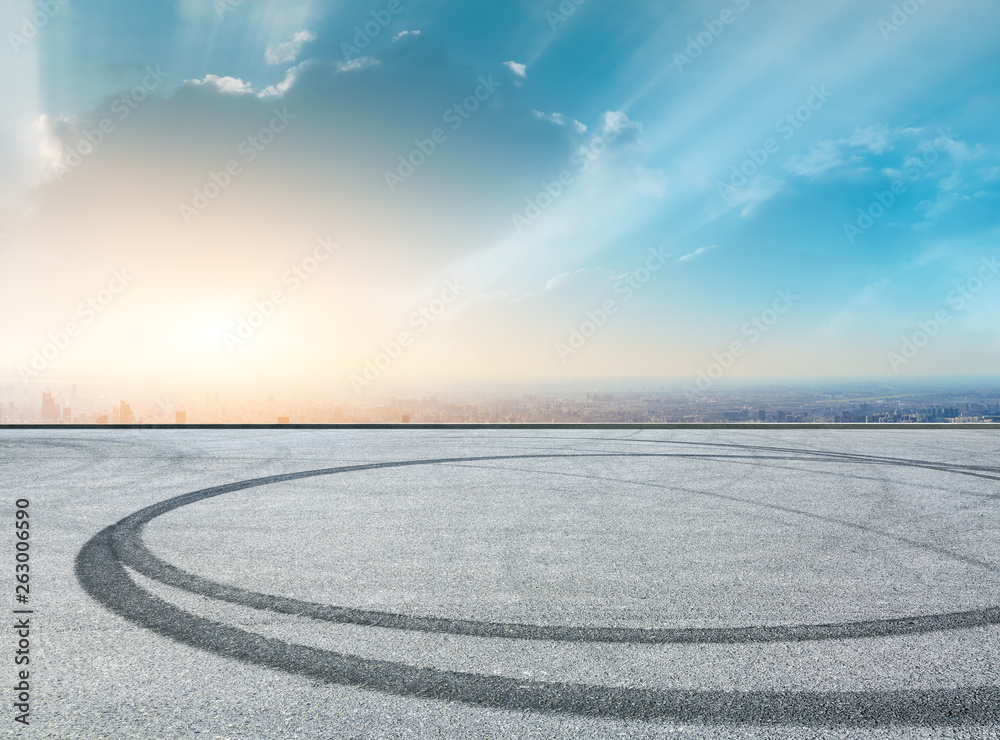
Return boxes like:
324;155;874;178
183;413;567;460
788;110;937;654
41;391;59;422
117;401;136;425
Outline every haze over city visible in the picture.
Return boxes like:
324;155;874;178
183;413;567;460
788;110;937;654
3;377;998;426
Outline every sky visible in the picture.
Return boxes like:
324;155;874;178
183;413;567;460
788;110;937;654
1;0;998;396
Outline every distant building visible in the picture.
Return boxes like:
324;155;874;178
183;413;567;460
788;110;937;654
277;416;290;424
758;409;767;421
41;392;60;422
115;401;136;424
175;411;187;424
95;414;109;424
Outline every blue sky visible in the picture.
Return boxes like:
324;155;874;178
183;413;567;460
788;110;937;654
1;0;998;390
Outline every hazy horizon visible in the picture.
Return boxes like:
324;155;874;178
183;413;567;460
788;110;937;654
3;374;998;426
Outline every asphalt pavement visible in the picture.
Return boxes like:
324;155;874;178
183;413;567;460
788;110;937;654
2;428;998;738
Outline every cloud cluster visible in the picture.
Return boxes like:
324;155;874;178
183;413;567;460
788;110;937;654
786;125;899;178
188;74;255;95
503;61;527;78
265;30;317;66
532;110;587;133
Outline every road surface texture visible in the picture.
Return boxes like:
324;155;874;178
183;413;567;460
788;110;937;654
2;427;998;738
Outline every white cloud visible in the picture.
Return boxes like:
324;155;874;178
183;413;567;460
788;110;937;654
544;267;602;291
787;126;905;179
847;125;895;155
258;62;310;98
503;61;527;78
265;30;316;65
187;75;254;94
602;110;642;144
190;61;317;100
917;190;991;221
393;30;420;41
532;110;587;133
336;57;380;73
727;175;784;217
678;245;717;262
35;114;70;173
929;134;984;163
786;139;864;178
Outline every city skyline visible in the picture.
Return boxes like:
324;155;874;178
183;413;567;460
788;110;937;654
6;376;999;426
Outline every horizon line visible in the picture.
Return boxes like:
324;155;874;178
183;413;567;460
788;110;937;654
2;423;997;431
